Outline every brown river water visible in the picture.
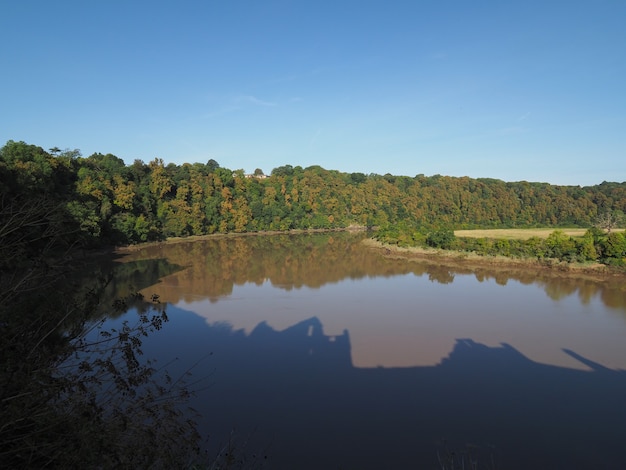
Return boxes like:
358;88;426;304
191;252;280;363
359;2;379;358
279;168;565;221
103;232;626;469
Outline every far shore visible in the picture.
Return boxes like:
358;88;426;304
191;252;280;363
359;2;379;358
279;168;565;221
113;227;625;281
115;225;369;252
362;238;626;282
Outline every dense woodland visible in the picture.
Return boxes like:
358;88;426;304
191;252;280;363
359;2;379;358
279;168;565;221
1;140;625;248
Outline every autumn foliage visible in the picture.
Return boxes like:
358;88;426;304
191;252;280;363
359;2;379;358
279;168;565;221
2;140;625;249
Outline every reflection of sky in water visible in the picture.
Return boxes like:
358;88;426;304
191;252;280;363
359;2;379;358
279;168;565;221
172;272;626;371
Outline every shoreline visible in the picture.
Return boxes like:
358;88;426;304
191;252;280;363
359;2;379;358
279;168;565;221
113;229;625;282
114;226;370;252
362;238;626;282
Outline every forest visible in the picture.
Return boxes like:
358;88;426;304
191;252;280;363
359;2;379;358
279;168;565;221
1;139;625;247
2;139;625;269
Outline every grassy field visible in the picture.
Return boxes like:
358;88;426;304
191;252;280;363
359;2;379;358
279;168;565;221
454;228;592;240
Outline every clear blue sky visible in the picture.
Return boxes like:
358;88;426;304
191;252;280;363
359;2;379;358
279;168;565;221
1;1;625;186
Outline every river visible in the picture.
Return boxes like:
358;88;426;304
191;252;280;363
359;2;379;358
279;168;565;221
104;232;626;469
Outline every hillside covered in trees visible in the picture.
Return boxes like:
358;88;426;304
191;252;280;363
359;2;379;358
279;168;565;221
1;140;625;249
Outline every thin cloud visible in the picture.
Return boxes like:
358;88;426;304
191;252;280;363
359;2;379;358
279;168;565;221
201;94;277;119
518;111;531;122
235;95;277;107
309;128;322;148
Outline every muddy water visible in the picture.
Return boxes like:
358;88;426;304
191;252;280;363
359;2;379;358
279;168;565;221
108;233;626;469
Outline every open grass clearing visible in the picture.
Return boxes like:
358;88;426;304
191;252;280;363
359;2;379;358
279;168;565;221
454;228;593;240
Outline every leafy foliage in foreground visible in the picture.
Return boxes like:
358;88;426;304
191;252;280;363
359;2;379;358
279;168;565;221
436;440;498;470
1;293;202;468
0;158;204;467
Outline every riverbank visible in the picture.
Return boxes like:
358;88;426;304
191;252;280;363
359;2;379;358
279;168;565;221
362;238;626;282
113;229;625;282
115;226;369;252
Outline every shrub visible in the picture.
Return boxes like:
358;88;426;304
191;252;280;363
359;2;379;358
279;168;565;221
601;231;626;260
426;229;457;249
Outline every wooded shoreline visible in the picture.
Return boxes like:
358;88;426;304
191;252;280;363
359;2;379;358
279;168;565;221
114;228;626;282
114;225;369;251
363;238;626;281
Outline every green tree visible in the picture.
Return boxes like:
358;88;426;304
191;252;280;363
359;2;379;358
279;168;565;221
426;229;456;249
576;231;599;262
545;230;577;261
601;231;626;261
206;158;220;172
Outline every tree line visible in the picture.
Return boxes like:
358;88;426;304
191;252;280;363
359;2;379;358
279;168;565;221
375;225;626;267
1;140;625;249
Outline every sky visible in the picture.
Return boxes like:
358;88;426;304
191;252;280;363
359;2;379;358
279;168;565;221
1;0;625;186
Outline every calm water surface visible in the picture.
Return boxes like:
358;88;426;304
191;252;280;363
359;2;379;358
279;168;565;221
108;233;626;469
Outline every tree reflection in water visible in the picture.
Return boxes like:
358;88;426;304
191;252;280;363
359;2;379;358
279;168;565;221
113;233;626;311
103;233;626;468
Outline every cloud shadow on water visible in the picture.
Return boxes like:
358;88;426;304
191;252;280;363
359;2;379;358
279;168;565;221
149;306;626;470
